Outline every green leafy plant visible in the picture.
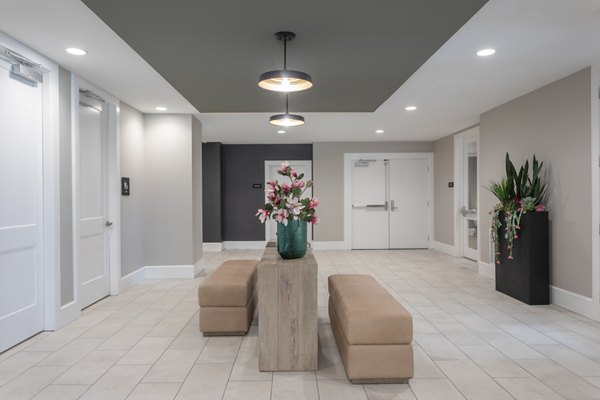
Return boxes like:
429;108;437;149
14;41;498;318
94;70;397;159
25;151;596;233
488;153;547;264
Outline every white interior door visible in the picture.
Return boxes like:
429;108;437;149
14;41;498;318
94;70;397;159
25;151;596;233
79;96;110;308
351;160;388;249
0;60;45;352
461;139;479;260
265;161;312;242
389;158;430;249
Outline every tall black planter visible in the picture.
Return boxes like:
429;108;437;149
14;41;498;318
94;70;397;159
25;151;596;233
495;211;549;305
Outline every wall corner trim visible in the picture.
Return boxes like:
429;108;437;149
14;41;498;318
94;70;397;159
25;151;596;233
311;241;349;250
120;267;146;292
477;261;495;280
55;301;81;330
222;241;267;250
432;241;457;256
203;242;223;252
550;286;599;321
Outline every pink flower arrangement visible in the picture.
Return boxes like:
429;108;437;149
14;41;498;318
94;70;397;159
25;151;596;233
256;161;319;226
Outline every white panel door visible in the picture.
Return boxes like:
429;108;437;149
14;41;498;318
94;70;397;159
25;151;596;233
79;102;110;308
461;138;479;260
265;161;312;242
351;160;388;249
0;61;44;352
389;158;430;249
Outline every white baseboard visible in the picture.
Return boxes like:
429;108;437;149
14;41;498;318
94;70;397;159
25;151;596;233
55;300;81;329
223;241;266;250
203;242;223;252
310;241;348;250
478;261;495;280
432;240;457;256
145;264;197;279
120;267;146;292
550;286;599;320
194;258;205;276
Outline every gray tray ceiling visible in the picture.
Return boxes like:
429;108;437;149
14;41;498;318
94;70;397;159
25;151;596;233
82;0;488;113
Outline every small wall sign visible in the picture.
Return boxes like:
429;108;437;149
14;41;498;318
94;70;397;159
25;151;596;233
252;183;262;189
121;177;130;196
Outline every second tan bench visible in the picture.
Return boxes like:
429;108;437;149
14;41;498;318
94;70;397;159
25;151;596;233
198;259;258;336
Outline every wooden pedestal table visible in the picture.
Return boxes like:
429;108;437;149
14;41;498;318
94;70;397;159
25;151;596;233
258;246;318;371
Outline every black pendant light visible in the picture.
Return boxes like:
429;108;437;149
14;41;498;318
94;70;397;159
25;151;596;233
269;95;305;127
259;31;313;93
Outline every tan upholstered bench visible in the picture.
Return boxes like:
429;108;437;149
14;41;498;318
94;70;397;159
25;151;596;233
328;274;414;384
198;260;258;336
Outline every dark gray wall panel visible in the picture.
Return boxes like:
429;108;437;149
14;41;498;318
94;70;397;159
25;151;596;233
202;142;223;243
222;144;312;241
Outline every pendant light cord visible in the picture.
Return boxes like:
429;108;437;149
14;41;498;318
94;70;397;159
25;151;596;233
283;36;287;70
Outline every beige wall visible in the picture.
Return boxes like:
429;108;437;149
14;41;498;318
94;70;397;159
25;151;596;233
433;134;455;246
312;141;434;242
143;114;194;266
480;68;592;297
119;102;145;276
192;117;203;265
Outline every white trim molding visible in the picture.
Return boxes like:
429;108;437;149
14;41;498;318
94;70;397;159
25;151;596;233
478;261;495;280
432;241;457;257
223;241;267;250
203;242;223;252
311;241;349;250
551;286;599;320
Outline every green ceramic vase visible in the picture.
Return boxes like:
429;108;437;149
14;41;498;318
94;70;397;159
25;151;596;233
277;219;307;259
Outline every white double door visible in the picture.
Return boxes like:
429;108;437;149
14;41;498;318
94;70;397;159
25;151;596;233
0;59;45;352
351;158;430;249
78;94;110;308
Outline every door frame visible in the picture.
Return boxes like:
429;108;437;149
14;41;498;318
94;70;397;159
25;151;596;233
0;32;61;331
264;160;313;243
71;75;121;315
453;126;480;260
344;153;434;250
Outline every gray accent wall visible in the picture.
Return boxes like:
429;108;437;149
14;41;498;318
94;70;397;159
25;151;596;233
202;143;223;243
59;67;74;306
143;114;194;266
480;68;592;297
312;141;434;242
221;144;312;241
433;134;455;246
119;102;145;277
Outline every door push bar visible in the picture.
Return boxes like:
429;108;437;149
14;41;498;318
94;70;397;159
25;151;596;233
352;201;388;210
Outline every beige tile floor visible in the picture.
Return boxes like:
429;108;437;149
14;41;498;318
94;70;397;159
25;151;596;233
3;249;600;399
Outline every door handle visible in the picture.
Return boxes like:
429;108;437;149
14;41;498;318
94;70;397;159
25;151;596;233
460;206;477;217
105;221;113;227
390;200;398;211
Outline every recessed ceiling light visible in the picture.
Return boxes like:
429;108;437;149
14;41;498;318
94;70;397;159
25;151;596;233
66;47;87;56
155;106;167;111
476;48;496;57
375;129;384;134
405;106;417;111
277;130;286;134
